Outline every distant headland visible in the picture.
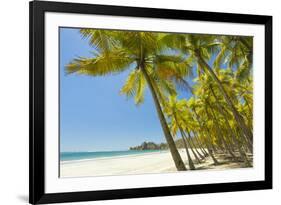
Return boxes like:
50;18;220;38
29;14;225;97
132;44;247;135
129;138;204;151
129;141;168;150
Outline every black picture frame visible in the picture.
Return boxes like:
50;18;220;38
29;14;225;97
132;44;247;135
29;1;272;204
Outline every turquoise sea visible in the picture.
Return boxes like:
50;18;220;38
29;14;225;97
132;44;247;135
60;150;162;162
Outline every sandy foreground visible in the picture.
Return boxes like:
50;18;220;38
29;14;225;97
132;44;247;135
60;149;250;178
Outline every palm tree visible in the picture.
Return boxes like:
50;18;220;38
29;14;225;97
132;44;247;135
187;97;220;165
185;128;205;160
193;72;251;165
192;131;209;157
66;29;188;170
162;34;253;142
164;96;196;169
214;36;253;74
65;29;253;170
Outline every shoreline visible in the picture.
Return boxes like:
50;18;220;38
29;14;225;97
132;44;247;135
60;149;252;178
61;150;169;164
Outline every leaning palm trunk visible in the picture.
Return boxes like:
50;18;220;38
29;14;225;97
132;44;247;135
179;128;195;170
186;130;205;160
141;66;186;171
209;85;253;155
204;124;220;153
244;98;253;130
193;133;209;157
202;136;219;165
195;52;253;142
206;105;238;161
193;108;219;165
184;133;202;164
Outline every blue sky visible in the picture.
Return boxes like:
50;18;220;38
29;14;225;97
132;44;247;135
60;28;192;152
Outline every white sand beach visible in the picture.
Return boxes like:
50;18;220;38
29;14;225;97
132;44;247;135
60;149;251;178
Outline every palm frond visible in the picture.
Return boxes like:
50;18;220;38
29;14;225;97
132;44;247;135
120;69;146;105
66;49;133;76
134;72;146;105
120;69;138;98
80;29;118;52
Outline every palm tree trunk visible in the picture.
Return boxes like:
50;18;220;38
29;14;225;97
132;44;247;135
193;133;209;156
174;115;201;164
184;133;201;163
188;136;205;160
206;105;238;161
203;138;219;165
195;52;253;142
244;97;253;130
209;85;253;154
141;66;186;171
185;130;205;160
244;98;253;119
179;128;195;170
193;108;219;165
208;87;251;166
204;124;219;153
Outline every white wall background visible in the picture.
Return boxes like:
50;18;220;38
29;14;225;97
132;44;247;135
0;0;279;204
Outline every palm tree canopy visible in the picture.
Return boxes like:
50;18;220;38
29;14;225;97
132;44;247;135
66;29;194;106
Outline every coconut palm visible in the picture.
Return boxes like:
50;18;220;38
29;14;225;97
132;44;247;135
164;96;196;169
214;36;253;75
192;72;252;165
66;29;193;170
66;29;254;170
187;97;220;165
161;34;253;143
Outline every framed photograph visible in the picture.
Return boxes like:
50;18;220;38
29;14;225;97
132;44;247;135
29;0;272;204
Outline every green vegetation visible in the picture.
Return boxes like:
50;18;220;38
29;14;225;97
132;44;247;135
129;141;168;150
66;29;253;171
